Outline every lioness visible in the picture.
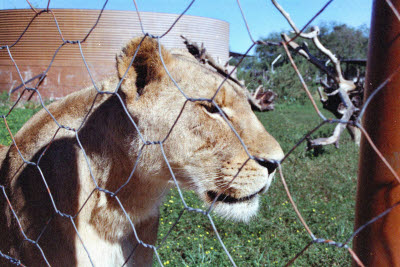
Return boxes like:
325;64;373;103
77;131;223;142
0;37;284;266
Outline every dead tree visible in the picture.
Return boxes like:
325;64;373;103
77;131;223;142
272;0;363;148
181;35;277;112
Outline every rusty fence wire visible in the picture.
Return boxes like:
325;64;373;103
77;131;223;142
0;0;398;266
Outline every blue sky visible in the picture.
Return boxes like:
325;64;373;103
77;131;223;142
1;0;373;53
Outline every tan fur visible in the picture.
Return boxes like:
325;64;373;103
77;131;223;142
0;37;284;266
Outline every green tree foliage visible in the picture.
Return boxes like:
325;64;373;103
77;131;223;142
317;22;369;59
233;22;369;104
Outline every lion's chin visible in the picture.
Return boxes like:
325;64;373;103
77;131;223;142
210;196;260;223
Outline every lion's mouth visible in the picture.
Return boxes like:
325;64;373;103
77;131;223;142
207;186;266;204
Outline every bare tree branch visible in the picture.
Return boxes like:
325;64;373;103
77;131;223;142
271;0;316;39
281;33;336;80
273;1;363;147
181;35;243;86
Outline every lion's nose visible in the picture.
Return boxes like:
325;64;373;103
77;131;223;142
254;157;279;174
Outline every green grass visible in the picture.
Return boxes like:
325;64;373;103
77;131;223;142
0;106;40;145
0;102;359;266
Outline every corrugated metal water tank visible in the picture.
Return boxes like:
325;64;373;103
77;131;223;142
0;9;230;99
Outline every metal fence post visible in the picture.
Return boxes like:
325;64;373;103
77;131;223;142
354;0;400;265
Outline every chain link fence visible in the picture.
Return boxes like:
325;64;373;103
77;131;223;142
0;0;398;266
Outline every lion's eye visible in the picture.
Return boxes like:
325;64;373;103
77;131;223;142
200;103;229;119
201;103;220;114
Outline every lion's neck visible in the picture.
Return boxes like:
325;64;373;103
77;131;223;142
77;94;169;242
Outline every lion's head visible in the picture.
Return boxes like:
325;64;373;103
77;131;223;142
117;37;284;222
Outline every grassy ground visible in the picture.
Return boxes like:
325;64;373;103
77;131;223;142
0;106;40;145
0;102;359;266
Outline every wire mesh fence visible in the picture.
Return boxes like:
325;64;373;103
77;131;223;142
0;0;398;266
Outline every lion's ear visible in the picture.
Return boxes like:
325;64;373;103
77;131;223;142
117;37;172;98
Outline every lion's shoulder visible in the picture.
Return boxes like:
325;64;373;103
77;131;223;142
12;78;119;155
